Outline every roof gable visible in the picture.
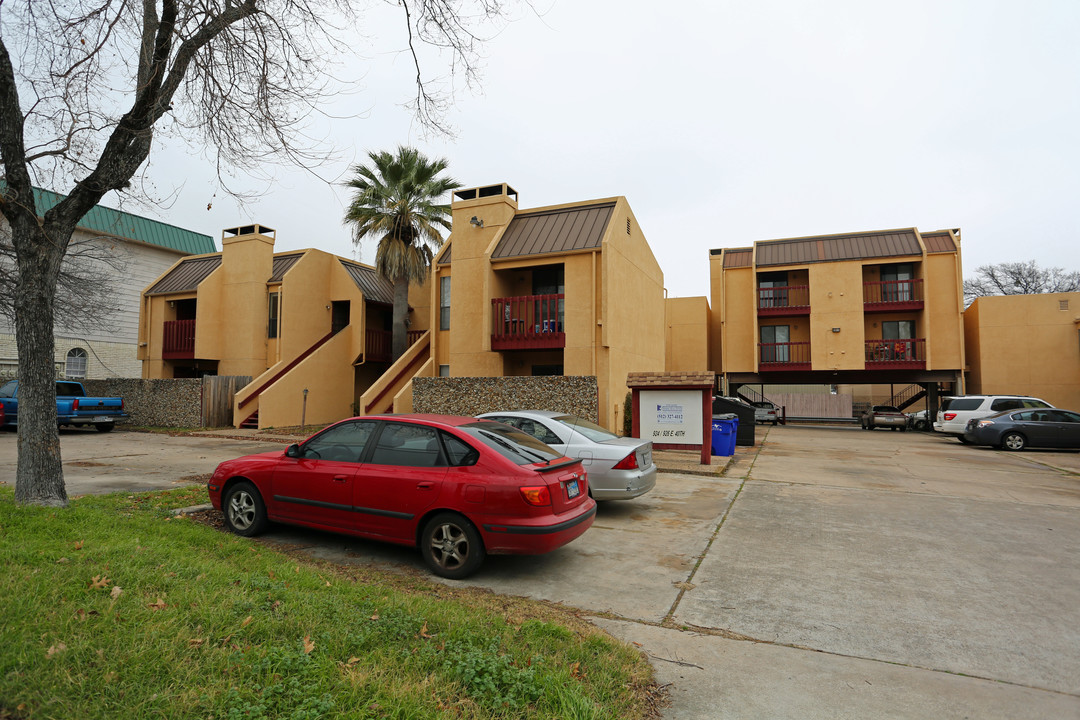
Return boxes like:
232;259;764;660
146;256;222;294
339;260;395;305
492;202;615;260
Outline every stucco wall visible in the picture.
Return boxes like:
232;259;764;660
665;297;711;372
81;378;202;427
963;293;1080;408
412;376;599;422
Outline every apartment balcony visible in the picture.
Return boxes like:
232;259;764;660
863;280;924;312
365;329;426;363
758;341;812;371
162;319;196;359
491;294;565;351
865;338;926;370
758;285;810;316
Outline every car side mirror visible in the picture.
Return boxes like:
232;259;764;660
285;443;301;458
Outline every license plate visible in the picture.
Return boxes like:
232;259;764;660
642;451;651;466
92;416;110;422
566;479;580;499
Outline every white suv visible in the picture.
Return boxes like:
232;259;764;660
935;395;1054;441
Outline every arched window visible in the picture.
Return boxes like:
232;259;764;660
65;348;88;378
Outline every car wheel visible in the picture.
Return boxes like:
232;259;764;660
1001;432;1026;451
914;419;928;431
95;422;115;433
421;512;485;579
222;481;268;537
899;426;907;432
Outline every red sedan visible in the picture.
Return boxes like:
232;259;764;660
208;414;595;578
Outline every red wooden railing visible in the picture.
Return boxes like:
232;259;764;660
366;329;426;363
757;285;810;315
758;341;811;370
865;338;926;366
863;279;923;307
162;319;196;359
491;294;566;350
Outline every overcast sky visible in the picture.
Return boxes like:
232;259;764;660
139;0;1080;299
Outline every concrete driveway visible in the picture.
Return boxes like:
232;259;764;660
0;427;273;496
9;425;1079;718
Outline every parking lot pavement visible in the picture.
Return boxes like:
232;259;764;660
0;427;273;496
616;425;1080;718
14;425;1080;717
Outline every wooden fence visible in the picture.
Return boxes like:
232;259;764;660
202;375;252;428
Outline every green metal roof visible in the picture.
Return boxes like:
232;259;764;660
31;187;215;255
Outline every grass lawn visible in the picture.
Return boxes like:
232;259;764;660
0;485;659;719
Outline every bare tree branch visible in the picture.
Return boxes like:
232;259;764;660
964;260;1080;305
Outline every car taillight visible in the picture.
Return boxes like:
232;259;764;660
944;413;957;421
612;452;639;470
977;420;995;428
519;486;551;506
72;399;79;411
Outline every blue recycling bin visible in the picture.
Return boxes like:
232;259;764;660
711;414;738;456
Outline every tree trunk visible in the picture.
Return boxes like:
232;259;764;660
391;273;410;361
12;221;66;507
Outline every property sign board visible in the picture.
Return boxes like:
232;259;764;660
638;389;703;445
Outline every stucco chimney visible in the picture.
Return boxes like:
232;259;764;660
450;184;518;261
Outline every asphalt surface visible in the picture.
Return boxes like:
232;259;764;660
4;425;1079;718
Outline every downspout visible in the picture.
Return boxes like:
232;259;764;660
591;251;597;376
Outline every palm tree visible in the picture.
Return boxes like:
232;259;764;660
344;146;460;360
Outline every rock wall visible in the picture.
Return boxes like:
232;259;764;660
82;378;202;428
412;376;599;422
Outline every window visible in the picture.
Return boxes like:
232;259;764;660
65;348;88;378
301;420;376;463
880;263;914;302
439;364;450;377
441;432;479;466
439;276;451;331
760;325;789;362
268;292;280;339
757;271;788;308
369;423;444;467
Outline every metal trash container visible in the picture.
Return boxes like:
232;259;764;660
711;413;738;456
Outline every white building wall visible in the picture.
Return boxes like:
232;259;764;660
0;227;191;378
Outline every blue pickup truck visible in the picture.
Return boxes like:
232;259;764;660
0;380;127;432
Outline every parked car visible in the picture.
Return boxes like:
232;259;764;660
476;410;656;501
751;401;779;425
209;414;596;579
963;408;1080;451
860;405;908;430
0;380;127;432
935;395;1053;442
907;410;930;431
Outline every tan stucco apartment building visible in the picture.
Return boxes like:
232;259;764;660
138;224;418;428
963;292;1080;409
709;228;966;413
418;183;668;430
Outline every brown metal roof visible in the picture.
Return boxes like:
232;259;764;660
269;253;304;283
437;243;451;265
921;231;957;254
723;248;753;268
146;255;222;295
492;202;615;260
339;260;395;305
755;229;922;267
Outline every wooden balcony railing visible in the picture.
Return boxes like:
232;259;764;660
366;329;426;363
162;319;196;359
759;341;812;371
863;279;924;311
865;338;926;369
491;294;566;351
757;285;810;316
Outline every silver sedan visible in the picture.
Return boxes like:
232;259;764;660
476;410;657;501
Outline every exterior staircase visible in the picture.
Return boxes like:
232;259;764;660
888;383;927;410
238;411;259;429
